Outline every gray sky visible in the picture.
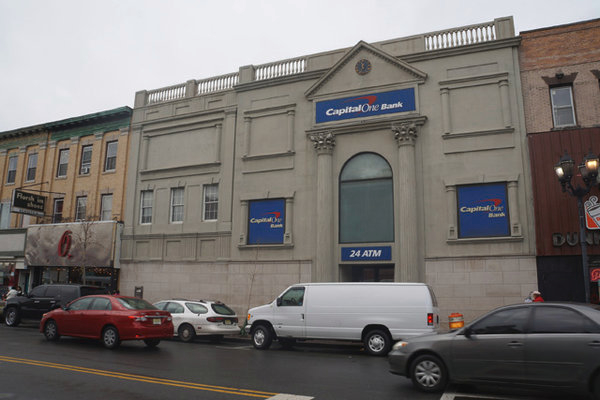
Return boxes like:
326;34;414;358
1;0;598;132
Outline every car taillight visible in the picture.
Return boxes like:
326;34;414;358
427;313;434;326
129;315;147;322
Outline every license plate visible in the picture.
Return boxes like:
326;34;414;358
224;320;231;325
153;318;161;325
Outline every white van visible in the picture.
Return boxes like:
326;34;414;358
245;282;439;356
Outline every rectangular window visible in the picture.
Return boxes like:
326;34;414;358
80;145;92;175
53;199;64;223
140;190;153;224
550;86;576;127
26;153;38;182
6;154;17;184
203;184;218;221
57;149;69;177
457;183;510;238
104;141;118;171
0;202;11;229
170;187;184;223
75;196;87;221
100;194;113;221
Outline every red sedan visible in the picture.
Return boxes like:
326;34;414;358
40;295;173;349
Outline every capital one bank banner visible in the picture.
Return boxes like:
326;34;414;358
457;183;510;238
248;199;285;245
315;88;416;124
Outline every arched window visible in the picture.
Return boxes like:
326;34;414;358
339;153;394;243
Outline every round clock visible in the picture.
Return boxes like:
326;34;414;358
355;59;372;75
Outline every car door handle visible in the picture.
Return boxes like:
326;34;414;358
301;314;305;320
34;300;40;303
588;341;600;347
507;341;523;347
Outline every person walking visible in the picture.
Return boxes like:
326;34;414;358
532;290;544;302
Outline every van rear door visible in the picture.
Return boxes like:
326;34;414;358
272;286;306;338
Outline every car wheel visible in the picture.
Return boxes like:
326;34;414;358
44;320;60;341
410;354;448;393
143;339;160;348
101;326;121;349
363;329;391;356
4;307;20;327
252;325;273;350
178;324;195;343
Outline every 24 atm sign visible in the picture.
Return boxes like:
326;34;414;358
341;246;391;261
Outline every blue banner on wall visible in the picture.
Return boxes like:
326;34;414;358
457;183;510;238
341;246;392;261
316;88;416;124
248;199;285;244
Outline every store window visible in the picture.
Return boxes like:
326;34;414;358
57;149;69;177
203;184;218;221
80;145;92;175
52;199;64;223
6;154;17;184
26;153;37;182
75;196;87;221
100;194;113;221
104;141;117;172
140;190;153;224
339;153;394;243
248;198;285;245
550;86;576;128
457;182;510;238
170;187;184;223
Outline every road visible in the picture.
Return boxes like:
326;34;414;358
0;322;591;400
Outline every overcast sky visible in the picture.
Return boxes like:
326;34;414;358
1;0;598;132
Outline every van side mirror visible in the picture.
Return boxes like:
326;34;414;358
276;297;282;307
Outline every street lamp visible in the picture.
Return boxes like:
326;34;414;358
554;151;600;303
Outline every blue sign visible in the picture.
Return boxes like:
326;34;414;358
248;199;285;244
316;88;416;123
457;183;510;238
341;246;392;261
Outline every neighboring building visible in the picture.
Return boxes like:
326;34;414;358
522;19;600;302
0;107;131;292
122;17;537;323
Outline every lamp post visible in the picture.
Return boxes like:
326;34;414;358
554;151;600;303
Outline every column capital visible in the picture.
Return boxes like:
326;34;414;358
309;131;335;154
392;122;419;146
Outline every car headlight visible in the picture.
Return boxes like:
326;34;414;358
392;341;408;351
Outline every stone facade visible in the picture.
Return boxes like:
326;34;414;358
121;17;537;324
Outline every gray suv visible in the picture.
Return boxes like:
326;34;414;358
3;284;108;326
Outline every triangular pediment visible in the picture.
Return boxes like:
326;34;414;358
305;41;426;99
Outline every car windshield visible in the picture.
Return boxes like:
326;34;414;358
117;297;157;310
211;303;235;315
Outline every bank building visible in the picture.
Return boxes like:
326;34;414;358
121;16;537;323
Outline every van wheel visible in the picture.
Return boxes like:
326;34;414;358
4;307;20;327
410;354;448;393
252;325;272;350
364;329;391;356
44;320;60;341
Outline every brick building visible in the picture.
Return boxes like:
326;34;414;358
522;18;600;302
0;107;132;292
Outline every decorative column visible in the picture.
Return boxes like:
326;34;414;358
499;79;512;128
215;123;222;163
309;131;336;282
243;117;252;157
393;122;420;282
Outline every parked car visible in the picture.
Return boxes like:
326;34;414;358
153;299;239;343
40;295;173;349
246;282;439;356
389;302;600;398
4;284;108;326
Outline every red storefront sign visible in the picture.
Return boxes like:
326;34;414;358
591;268;600;282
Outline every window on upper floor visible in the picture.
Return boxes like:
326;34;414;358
26;153;38;182
203;184;218;221
104;141;117;172
57;149;69;178
170;187;184;223
53;198;64;223
80;145;92;175
550;85;576;128
75;196;87;221
6;154;18;184
100;194;113;221
140;190;153;224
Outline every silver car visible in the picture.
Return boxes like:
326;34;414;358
389;302;600;398
153;299;239;343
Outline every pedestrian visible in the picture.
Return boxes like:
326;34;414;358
524;291;533;303
5;286;18;300
532;290;544;302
